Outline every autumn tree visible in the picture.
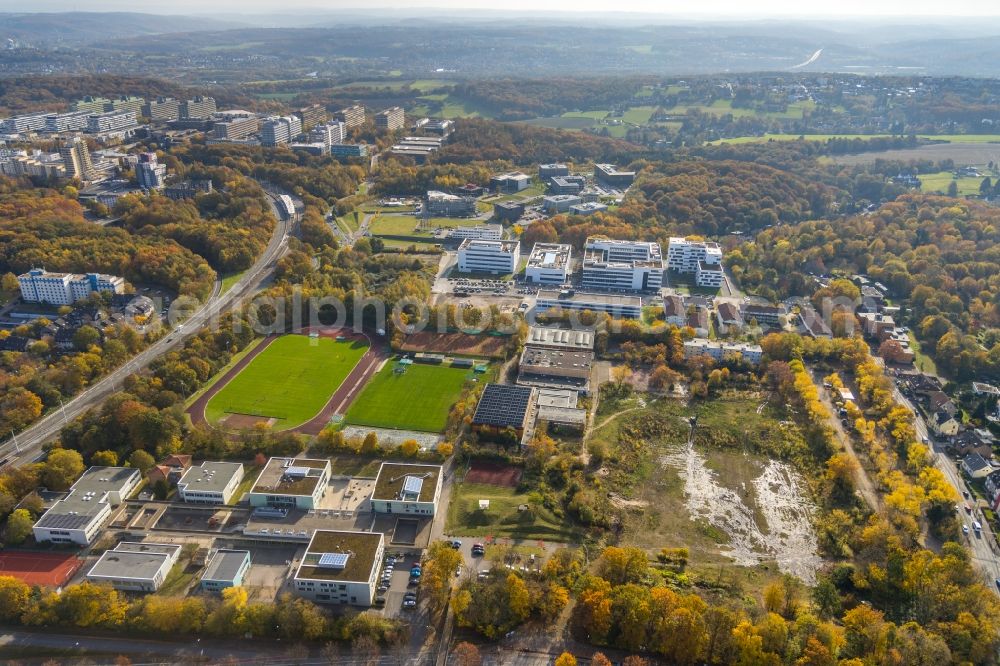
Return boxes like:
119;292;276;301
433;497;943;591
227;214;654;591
4;508;33;545
40;448;84;491
452;642;482;666
554;653;576;666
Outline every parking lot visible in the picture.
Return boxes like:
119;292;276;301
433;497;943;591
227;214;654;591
448;277;536;297
376;549;425;618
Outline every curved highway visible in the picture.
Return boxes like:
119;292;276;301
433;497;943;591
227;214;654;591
0;190;294;468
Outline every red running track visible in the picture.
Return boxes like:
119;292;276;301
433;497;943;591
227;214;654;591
186;327;387;435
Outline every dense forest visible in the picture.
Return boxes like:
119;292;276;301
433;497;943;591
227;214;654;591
730;195;1000;379
436;119;639;166
0;181;215;299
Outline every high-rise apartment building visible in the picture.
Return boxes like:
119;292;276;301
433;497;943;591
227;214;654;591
87;110;138;134
294;104;327;131
334;104;365;128
44;111;91;133
142;97;181;122
180;96;217;119
60;136;97;181
212;113;259;141
375;106;405;131
136;152;166;190
260;115;302;146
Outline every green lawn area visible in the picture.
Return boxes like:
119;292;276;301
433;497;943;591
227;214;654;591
908;331;939;376
184;337;268;410
228;465;262;505
918;171;986;195
157;562;196;596
621;105;656;124
517;116;598;131
344;362;471;432
446;482;583;542
205;335;368;429
379;239;442;252
370;215;484;236
561;110;610;120
219;270;246;294
710;133;1000;145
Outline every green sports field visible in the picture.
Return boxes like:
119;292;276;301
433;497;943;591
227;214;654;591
205;335;368;429
344;363;471;432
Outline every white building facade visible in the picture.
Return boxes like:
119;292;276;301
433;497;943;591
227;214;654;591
457;239;520;274
581;238;664;292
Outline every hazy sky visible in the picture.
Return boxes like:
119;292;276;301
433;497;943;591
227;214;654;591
9;0;1000;17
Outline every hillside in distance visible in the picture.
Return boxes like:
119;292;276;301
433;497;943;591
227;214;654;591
0;11;245;45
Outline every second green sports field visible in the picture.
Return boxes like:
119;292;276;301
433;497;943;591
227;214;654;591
205;335;368;429
344;363;471;432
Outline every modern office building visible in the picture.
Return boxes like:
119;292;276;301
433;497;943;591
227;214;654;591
594;163;636;188
261;115;303;146
86;542;181;592
180;96;217;119
490;172;531;193
666;237;723;274
87;110;138;134
695;260;724;288
212;113;259;141
329;143;369;158
293;530;384;606
44;111;91;133
426;190;477;217
135;152;166;190
569;202;608;216
60;136;97;181
549;175;586;195
375;106;405;131
538;163;569;179
294;104;327;130
421;118;454;136
33;467;141;546
542;194;582;214
310;121;346;147
493;201;525;223
581;238;664;292
201;549;252;592
370;463;443;516
19;268;125;305
683;339;763;366
142;97;181;122
457;239;520;274
525;243;572;285
177;461;245;505
448;224;503;241
535;289;643;319
248;457;331;510
334;104;366;128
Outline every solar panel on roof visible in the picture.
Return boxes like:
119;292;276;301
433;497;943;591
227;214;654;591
317;552;349;569
402;476;423;497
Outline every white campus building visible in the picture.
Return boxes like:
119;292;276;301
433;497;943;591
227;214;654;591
294;530;385;606
33;466;142;546
525;243;572;285
581;238;664;292
370;463;443;516
86;542;181;592
448;224;503;241
457;239;520;274
667;237;724;287
18;268;125;305
177;461;245;505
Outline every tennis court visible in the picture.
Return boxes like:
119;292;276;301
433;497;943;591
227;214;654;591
0;551;84;587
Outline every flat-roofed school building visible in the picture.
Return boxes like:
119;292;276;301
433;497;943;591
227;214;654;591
248;457;331;510
294;530;385;606
370;463;443;516
86;542;181;592
201;549;252;592
177;461;245;505
33;466;141;546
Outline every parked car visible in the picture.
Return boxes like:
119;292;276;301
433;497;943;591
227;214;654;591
449;539;462;549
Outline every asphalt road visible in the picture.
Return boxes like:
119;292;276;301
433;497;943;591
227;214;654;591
0;191;293;468
893;385;1000;590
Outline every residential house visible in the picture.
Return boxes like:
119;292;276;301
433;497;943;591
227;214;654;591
932;410;961;438
663;294;686;327
716;302;744;335
927;391;958;418
962;452;993;479
686;307;710;337
948;429;994;460
147;454;192;487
